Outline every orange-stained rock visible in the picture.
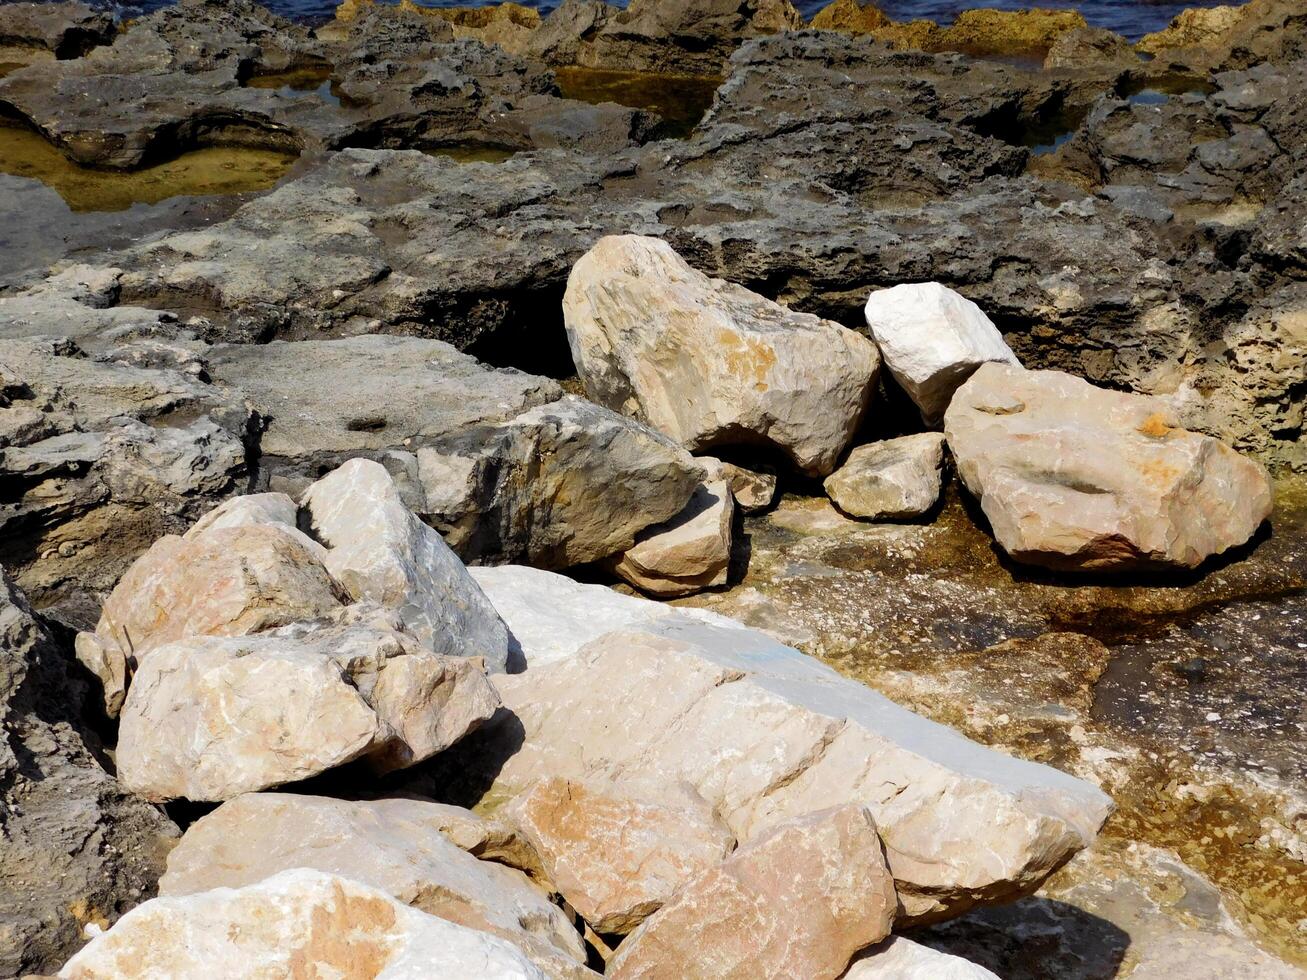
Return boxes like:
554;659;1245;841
809;0;890;33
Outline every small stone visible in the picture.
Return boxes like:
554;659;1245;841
823;433;946;520
608;481;734;597
697;456;777;512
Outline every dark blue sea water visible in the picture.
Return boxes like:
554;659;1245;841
57;0;1230;42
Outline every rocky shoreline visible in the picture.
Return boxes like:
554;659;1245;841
0;0;1304;976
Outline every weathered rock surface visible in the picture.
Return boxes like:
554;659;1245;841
944;364;1274;572
929;8;1087;56
824;433;946;520
0;1;114;60
117;616;501;801
159;793;589;977
564;235;880;476
609;481;733;596
607;804;896;979
442;565;1114;924
845;937;1000;979
301;458;511;672
1137;0;1307;71
58;868;552;979
414;394;706;568
863;282;1018;424
74;520;346;716
698;456;777;512
504;776;735;934
0;571;178;977
809;0;890;34
1041;26;1135;71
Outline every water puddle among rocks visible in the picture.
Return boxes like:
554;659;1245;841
0;121;298;212
245;65;344;107
422;144;518;164
1117;73;1218;107
555;66;721;139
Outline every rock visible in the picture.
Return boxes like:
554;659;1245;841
808;0;889;33
158;793;589;977
823;433;946;520
0;571;178;977
504;777;735;934
944;364;1275;572
58;868;554;979
415;394;707;568
698;457;777;512
564;235;880;476
0;1;114;60
607;804;896;979
116;617;501;801
184;491;313;545
301;458;511;672
526;0;617;65
444;565;1115;924
74;521;346;716
1136;0;1307;70
608;481;734;597
1042;26;1135;71
393;800;546;879
844;937;999;979
933;8;1087;56
863;282;1019;424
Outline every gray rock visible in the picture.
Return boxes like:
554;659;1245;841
0;1;114;60
824;433;946;520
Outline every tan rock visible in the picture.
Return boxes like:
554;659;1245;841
607;804;896;979
823;433;946;520
934;7;1087;55
117;619;500;801
302;458;510;671
609;481;733;597
504;777;735;934
809;0;889;32
58;869;553;979
399;798;546;879
159;794;588;977
456;566;1115;924
944;364;1274;571
74;522;345;717
844;937;999;978
698;456;776;512
1136;3;1242;55
564;235;879;476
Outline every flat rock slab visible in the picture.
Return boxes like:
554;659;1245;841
449;565;1114;925
58;868;553;979
607;804;896;980
944;364;1274;571
824;432;946;520
159;793;588;977
564;235;880;477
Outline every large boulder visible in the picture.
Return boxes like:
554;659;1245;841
444;565;1115;924
504;776;735;935
862;282;1019;424
58;868;552;979
116;615;501;801
564;235;880;476
823;433;946;520
301;459;511;672
0;571;178;977
944;364;1274;572
74;518;346;716
608;481;734;596
158;793;589;977
607;804;896;979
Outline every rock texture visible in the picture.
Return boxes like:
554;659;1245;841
58;868;552;979
845;937;1000;979
698;456;777;512
444;565;1115;924
824;433;946;520
564;235;880;476
809;0;890;34
117;617;501;801
504;777;735;934
0;571;177;977
301;459;511;671
944;364;1275;572
863;282;1019;424
609;481;733;596
159;793;589;977
0;1;114;60
607;804;896;979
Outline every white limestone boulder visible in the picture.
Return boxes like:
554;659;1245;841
608;481;734;597
301;458;511;671
844;937;1000;979
863;282;1019;423
944;364;1274;571
116;617;501;802
57;868;551;979
823;432;946;520
564;235;880;476
448;566;1115;925
607;804;897;979
158;794;589;978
